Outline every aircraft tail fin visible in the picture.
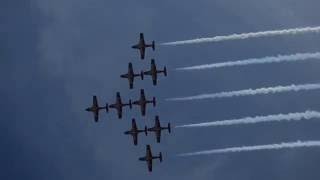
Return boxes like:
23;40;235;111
159;152;163;162
168;123;171;133
152;97;156;107
152;41;155;50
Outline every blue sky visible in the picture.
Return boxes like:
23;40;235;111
2;0;320;179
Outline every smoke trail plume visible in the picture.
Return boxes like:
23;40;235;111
178;140;320;156
176;110;320;128
161;26;320;46
167;83;320;101
176;52;320;71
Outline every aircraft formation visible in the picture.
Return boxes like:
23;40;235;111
85;33;169;172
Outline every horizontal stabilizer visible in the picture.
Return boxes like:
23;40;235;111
163;66;167;76
145;126;148;136
159;152;163;162
152;97;156;107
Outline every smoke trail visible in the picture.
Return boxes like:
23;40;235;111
178;140;320;156
176;110;320;128
167;83;320;101
161;26;320;46
176;52;320;71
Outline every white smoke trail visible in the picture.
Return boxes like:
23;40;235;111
176;110;320;128
178;140;320;156
167;83;320;101
161;26;320;46
176;52;320;71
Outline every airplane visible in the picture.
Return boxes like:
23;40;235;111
143;59;167;86
132;89;156;116
85;95;107;122
139;145;162;172
120;62;144;89
124;118;148;146
131;33;155;60
107;92;132;119
147;116;171;143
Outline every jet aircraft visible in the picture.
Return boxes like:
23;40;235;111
139;145;162;172
120;62;144;89
107;92;132;119
131;33;155;60
143;59;167;86
147;116;171;143
124;119;148;146
85;96;107;122
132;89;156;116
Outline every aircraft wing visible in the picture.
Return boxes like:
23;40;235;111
129;82;133;89
133;133;138;145
156;130;161;143
94;110;99;122
132;119;138;130
152;75;157;85
139;48;145;59
147;145;152;157
140;33;144;41
155;116;161;127
146;145;153;172
117;107;122;119
93;95;98;107
147;160;152;172
141;104;146;116
140;89;146;99
116;92;121;103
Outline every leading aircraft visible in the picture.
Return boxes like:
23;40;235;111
120;62;144;89
147;116;171;143
124;119;148;146
139;145;162;172
85;95;107;122
107;92;132;119
132;89;156;116
143;59;167;86
131;33;155;60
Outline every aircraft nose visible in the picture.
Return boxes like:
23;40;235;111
85;108;90;111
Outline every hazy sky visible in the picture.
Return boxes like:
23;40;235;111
2;0;320;179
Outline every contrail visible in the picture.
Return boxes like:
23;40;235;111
178;140;320;156
176;52;320;71
166;83;320;101
161;26;320;46
176;110;320;128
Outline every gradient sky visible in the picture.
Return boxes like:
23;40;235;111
2;0;320;179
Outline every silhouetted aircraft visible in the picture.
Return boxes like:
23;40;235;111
133;89;156;116
143;59;167;85
85;96;107;122
120;62;144;89
139;145;162;172
131;33;155;59
107;92;132;119
148;116;171;143
124;119;148;146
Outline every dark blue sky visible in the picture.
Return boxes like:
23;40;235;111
2;0;320;179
